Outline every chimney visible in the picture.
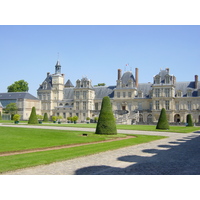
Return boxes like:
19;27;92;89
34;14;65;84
135;68;138;87
118;69;122;80
195;75;198;89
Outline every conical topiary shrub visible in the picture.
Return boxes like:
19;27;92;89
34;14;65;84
28;107;39;124
95;96;117;135
187;114;193;127
43;113;49;122
156;108;169;130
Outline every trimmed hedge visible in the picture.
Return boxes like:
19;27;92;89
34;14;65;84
43;113;49;122
187;114;193;127
28;107;39;124
156;108;169;130
95;96;117;135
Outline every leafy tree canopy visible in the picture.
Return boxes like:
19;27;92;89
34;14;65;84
7;80;29;92
4;103;18;114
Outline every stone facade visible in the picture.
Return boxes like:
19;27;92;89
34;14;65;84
0;92;41;120
37;61;200;124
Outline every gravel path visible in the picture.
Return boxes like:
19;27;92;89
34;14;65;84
1;124;200;175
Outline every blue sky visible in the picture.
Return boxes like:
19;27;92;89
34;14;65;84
0;25;200;96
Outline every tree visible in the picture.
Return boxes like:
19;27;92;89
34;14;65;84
13;114;20;122
43;113;49;122
0;111;2;120
4;103;18;119
28;107;38;124
95;96;117;135
52;116;57;122
72;116;78;123
7;80;29;92
156;108;169;130
187;114;193;127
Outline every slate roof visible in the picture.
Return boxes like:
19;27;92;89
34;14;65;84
94;86;115;99
175;81;200;97
63;79;200;100
63;86;116;100
121;71;135;86
64;88;74;99
65;79;74;88
0;92;38;100
137;83;152;97
38;75;52;90
0;92;39;108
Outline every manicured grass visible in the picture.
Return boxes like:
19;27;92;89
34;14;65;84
116;125;200;133
28;123;200;133
0;126;126;153
0;133;166;173
1;120;200;133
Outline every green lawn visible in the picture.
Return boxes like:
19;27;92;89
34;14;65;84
0;126;166;173
27;123;200;133
1;120;200;133
0;126;125;153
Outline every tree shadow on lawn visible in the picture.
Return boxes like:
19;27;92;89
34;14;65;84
75;134;200;175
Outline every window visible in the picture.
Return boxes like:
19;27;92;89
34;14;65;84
175;102;179;110
149;102;152;110
187;90;192;97
83;102;87;110
63;113;66;118
155;89;160;97
128;92;132;98
165;76;170;84
138;91;143;98
76;102;79;110
123;92;126;98
76;91;80;99
155;100;160;110
177;91;182;97
117;92;120;98
155;76;160;84
138;102;142;110
95;103;98;110
165;100;170;110
165;88;170;97
187;101;192;110
83;91;87;99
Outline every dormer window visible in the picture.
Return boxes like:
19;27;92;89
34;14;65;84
165;75;170;84
138;91;143;98
187;89;192;97
177;90;182;97
155;76;160;84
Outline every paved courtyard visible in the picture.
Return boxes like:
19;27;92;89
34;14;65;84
2;125;200;175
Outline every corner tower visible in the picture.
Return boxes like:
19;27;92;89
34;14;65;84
52;60;64;103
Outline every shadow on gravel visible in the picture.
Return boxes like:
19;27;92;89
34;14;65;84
75;134;200;175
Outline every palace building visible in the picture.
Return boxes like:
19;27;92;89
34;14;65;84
37;61;200;124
